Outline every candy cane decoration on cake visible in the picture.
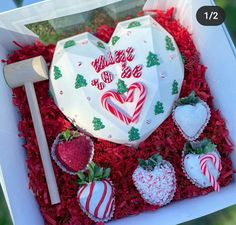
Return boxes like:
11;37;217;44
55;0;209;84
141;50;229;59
102;91;131;124
101;82;146;125
199;153;222;192
127;83;146;123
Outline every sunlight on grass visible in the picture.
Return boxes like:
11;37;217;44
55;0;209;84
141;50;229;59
182;205;236;225
0;186;12;225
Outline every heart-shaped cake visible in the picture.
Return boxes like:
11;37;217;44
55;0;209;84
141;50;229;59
50;15;184;146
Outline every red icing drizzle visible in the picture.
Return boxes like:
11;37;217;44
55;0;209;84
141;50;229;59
94;181;107;218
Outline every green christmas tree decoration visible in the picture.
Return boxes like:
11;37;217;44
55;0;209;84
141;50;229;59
97;41;105;49
172;80;179;95
165;36;175;51
128;127;140;142
154;101;164;115
112;36;120;46
128;21;141;28
146;51;160;68
64;40;76;48
75;74;87;89
117;79;128;94
54;66;62;80
92;117;105;131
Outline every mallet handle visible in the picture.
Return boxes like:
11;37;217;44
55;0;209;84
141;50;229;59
24;82;60;204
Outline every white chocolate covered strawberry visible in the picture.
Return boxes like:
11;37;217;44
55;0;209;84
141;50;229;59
173;91;211;141
132;154;176;206
183;139;222;192
77;162;115;223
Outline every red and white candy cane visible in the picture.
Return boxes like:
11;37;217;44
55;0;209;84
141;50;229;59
101;91;131;124
199;153;222;192
127;83;146;123
101;82;146;124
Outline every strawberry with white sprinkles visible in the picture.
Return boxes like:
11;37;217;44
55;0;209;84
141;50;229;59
77;162;115;223
132;154;176;206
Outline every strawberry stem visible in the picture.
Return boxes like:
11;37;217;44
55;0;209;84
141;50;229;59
59;129;79;142
139;154;163;171
77;162;111;186
176;91;200;106
184;138;217;155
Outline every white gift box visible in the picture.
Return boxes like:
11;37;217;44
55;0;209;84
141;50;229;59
0;0;235;224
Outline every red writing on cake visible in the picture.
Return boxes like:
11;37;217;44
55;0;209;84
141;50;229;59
91;47;135;73
90;47;143;91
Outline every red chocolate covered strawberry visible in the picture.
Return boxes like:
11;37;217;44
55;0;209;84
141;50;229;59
77;162;115;223
52;130;94;175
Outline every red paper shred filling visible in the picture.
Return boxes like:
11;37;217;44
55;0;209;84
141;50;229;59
4;8;234;225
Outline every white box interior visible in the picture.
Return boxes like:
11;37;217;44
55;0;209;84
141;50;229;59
0;0;235;225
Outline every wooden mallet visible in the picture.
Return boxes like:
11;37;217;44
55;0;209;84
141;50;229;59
4;56;60;205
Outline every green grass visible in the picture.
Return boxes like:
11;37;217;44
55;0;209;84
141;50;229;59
215;0;236;43
25;0;145;44
182;205;236;225
0;186;12;225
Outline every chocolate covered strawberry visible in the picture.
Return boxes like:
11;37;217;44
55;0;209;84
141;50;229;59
132;154;176;206
52;130;94;174
183;138;222;192
77;162;115;223
173;91;211;141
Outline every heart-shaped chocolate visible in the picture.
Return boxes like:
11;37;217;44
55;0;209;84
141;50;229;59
50;15;184;146
52;133;94;175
